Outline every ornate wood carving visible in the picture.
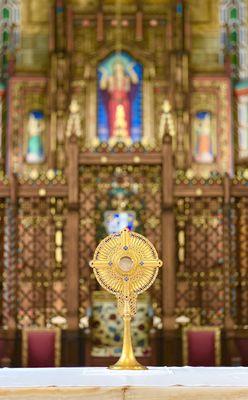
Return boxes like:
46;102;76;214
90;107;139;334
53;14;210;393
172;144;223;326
66;137;79;329
162;132;176;329
49;0;71;170
169;0;190;169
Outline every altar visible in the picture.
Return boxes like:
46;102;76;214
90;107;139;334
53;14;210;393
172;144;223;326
1;367;248;400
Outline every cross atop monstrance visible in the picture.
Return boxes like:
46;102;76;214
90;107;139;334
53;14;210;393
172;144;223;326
90;228;163;370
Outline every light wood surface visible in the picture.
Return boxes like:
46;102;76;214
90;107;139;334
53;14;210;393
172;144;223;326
1;386;248;400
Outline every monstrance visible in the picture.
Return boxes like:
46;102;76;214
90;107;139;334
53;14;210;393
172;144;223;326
90;228;163;370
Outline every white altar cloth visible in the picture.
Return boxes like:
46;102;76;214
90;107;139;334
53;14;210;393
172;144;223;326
1;367;248;388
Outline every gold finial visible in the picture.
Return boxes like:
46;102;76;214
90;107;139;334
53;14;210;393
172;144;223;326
66;99;82;138
195;188;203;196
90;228;163;370
38;188;46;197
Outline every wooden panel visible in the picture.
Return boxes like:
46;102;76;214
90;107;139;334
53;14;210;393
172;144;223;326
79;153;162;165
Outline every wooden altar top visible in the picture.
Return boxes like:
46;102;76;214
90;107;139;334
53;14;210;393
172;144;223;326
0;367;248;400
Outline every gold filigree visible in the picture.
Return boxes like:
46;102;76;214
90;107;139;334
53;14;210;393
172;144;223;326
90;228;162;370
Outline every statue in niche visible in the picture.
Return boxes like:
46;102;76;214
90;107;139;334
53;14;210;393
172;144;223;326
98;52;143;145
193;111;214;164
159;100;175;139
26;111;45;164
66;99;82;139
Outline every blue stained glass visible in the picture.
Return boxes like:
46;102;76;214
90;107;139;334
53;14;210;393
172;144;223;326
56;6;64;14
196;111;210;120
176;2;183;14
104;211;136;234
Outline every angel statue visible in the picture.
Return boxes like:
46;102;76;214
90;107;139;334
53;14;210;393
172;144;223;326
159;100;175;139
66;99;82;139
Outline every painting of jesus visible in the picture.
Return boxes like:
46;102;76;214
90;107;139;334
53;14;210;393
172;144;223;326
97;52;143;145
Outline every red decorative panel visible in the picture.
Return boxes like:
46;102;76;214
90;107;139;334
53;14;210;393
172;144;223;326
27;331;56;367
187;330;216;366
235;338;248;366
22;328;61;367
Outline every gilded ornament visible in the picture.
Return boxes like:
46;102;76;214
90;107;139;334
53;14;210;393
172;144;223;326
38;188;46;197
90;228;162;370
243;169;248;180
101;156;108;163
185;169;194;179
66;99;82;138
133;156;140;163
29;169;39;180
47;169;56;180
195;188;203;196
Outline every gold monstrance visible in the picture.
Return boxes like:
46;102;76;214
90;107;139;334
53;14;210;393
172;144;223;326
90;228;163;370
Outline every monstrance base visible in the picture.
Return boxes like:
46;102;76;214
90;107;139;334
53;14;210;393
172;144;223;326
109;360;148;370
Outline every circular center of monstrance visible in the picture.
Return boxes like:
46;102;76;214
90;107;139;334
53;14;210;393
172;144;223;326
118;256;134;272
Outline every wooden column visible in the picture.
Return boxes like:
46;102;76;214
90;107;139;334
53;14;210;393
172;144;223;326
162;131;178;365
66;136;79;330
9;173;18;331
96;0;104;42
223;173;234;329
66;5;74;52
136;11;143;41
97;12;104;41
64;136;81;366
162;132;176;326
223;174;236;365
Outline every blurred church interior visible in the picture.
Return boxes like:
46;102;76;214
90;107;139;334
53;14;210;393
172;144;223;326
0;0;248;367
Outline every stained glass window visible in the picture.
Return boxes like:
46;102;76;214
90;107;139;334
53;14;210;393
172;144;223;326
0;0;20;79
0;0;20;159
235;82;248;160
3;8;10;19
3;30;9;43
220;0;248;79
